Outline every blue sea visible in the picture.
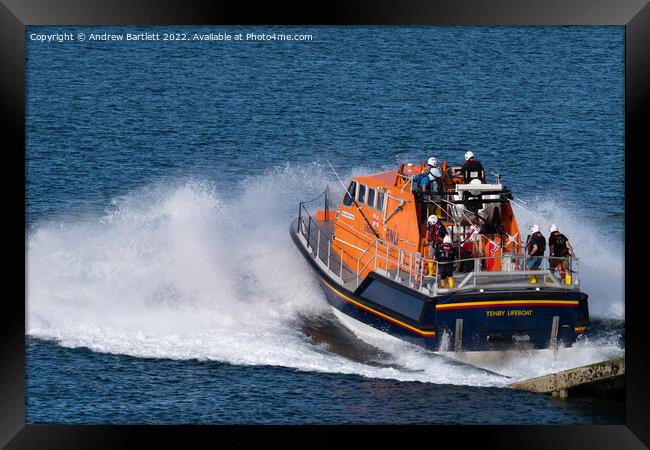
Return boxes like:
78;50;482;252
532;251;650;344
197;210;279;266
26;26;625;424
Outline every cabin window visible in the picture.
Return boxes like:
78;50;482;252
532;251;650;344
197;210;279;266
377;191;385;213
358;184;366;203
367;188;376;208
343;181;357;207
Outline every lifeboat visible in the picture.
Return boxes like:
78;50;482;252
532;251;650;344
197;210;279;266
289;160;589;352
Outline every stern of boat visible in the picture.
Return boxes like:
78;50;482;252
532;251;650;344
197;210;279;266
432;290;589;351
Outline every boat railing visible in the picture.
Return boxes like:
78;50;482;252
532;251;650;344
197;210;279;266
370;246;580;295
296;197;581;296
297;201;359;286
425;254;580;295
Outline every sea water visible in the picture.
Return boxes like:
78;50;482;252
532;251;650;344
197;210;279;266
26;26;624;424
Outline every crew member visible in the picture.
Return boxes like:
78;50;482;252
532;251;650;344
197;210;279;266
426;215;448;275
526;224;546;284
435;235;457;288
427;157;443;194
459;150;486;183
548;224;575;284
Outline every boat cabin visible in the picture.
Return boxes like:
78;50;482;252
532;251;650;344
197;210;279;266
328;161;522;283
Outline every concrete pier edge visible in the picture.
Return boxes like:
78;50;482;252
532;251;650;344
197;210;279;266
508;357;625;399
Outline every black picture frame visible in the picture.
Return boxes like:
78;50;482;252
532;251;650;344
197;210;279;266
2;0;648;447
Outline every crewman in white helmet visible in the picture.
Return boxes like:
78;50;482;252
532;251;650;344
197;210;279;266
426;215;448;276
525;224;546;284
435;235;457;288
548;224;575;284
459;150;486;183
426;157;443;194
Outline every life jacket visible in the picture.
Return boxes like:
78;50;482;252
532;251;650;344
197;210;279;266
427;173;439;193
527;231;546;256
427;222;447;244
435;243;456;262
549;231;569;257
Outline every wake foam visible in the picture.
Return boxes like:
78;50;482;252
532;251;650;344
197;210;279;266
443;332;624;380
27;164;624;386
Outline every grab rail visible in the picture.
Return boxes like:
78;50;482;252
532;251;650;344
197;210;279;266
297;201;358;285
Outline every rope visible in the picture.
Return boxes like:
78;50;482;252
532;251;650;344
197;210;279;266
300;189;327;205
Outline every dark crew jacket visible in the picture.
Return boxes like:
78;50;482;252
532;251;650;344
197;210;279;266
549;231;570;257
460;158;485;182
527;232;546;256
435;243;457;263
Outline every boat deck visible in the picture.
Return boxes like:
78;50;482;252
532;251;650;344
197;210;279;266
298;217;575;297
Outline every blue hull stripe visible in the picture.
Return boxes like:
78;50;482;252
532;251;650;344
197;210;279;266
318;275;437;337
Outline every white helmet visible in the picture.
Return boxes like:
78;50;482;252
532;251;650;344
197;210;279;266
443;235;452;244
549;224;558;233
530;224;539;233
464;150;474;161
427;215;438;225
427;157;438;167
